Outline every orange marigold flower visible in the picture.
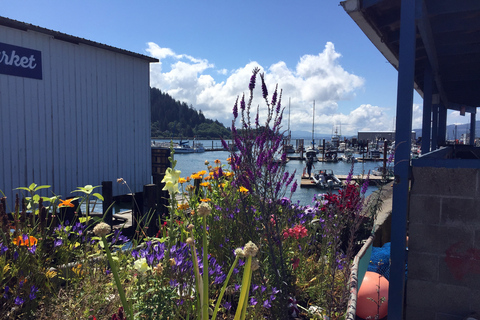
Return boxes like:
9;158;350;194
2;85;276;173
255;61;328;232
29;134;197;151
200;198;211;202
58;198;75;208
198;170;207;176
178;178;187;184
186;176;191;182
13;235;38;247
209;172;214;176
177;203;190;210
191;173;203;180
200;182;210;187
224;172;234;178
214;159;221;164
239;186;249;194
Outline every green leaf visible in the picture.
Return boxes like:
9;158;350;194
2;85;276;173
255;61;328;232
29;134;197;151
28;183;37;191
33;194;40;202
33;185;51;192
15;187;31;191
92;193;104;201
78;217;92;224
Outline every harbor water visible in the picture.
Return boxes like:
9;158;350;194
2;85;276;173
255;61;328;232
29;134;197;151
156;139;386;206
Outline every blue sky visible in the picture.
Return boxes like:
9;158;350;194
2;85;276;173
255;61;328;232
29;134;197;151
3;0;467;136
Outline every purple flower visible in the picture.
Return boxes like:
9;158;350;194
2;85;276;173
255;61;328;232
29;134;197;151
291;181;298;193
28;244;37;254
250;297;257;306
29;285;38;300
260;73;268;99
234;284;241;291
13;251;18;260
251;284;259;292
14;296;24;305
3;285;9;299
53;238;63;248
263;299;272;308
249;68;259;91
233;98;238;119
223;301;232;310
0;242;8;255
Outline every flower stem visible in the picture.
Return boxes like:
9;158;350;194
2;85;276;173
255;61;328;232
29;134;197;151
212;255;240;320
202;216;209;320
102;236;133;320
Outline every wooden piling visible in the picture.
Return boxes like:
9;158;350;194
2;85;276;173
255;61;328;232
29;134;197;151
102;181;113;225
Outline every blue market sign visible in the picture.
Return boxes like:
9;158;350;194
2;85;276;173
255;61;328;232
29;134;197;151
0;42;42;80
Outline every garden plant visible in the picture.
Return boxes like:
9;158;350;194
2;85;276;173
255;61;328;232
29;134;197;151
0;68;377;319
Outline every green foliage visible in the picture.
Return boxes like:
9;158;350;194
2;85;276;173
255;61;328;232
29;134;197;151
150;87;232;139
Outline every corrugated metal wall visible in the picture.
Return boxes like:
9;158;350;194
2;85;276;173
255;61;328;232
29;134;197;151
0;26;152;203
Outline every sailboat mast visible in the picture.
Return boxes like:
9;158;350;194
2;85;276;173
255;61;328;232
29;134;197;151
312;101;315;147
288;97;291;140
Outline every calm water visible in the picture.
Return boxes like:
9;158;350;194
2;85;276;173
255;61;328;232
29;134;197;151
155;139;383;206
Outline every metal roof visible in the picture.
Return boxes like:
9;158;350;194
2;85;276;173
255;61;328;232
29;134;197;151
0;16;159;63
341;0;480;113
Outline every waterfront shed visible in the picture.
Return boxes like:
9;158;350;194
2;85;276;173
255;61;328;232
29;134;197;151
342;1;480;319
0;16;158;203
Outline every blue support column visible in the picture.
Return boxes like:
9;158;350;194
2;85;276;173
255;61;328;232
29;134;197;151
438;104;447;145
470;112;476;145
389;0;416;318
421;63;433;154
432;104;438;150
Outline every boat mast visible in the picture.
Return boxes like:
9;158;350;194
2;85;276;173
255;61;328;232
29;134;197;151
288;97;291;141
312;100;315;148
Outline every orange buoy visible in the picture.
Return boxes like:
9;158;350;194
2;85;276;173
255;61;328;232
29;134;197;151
356;271;389;319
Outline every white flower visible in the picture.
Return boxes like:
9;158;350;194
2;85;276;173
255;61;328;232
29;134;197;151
134;258;151;274
161;167;181;194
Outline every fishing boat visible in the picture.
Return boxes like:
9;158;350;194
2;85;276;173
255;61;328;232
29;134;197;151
173;141;195;153
324;150;338;162
312;169;342;189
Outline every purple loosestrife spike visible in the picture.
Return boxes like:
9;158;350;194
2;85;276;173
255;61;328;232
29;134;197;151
221;139;229;150
346;163;354;184
361;171;370;194
260;73;268;99
240;94;246;111
249;67;259;91
233;97;238;119
271;85;278;106
291;181;298;193
255;107;259;127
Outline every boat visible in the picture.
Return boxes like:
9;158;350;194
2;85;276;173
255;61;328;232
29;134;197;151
339;149;357;162
312;169;342;189
173;141;194;153
192;139;205;153
324;150;338;162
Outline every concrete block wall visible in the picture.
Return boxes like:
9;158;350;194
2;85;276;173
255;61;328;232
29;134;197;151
406;167;480;320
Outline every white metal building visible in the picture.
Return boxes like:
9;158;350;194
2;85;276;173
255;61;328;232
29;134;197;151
0;16;158;203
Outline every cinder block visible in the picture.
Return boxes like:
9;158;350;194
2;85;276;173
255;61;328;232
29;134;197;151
435;283;474;316
438;243;480;290
406;304;436;320
409;194;441;225
412;167;478;198
438;226;474;255
435;313;464;320
406;279;439;310
441;198;479;227
408;251;438;282
409;223;440;254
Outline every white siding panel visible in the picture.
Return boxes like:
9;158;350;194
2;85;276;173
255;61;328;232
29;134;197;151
1;25;152;203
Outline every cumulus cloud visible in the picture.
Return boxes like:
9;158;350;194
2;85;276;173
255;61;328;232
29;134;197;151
146;41;414;135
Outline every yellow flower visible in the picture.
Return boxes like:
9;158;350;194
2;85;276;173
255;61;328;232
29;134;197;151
214;159;221;164
191;173;203;180
178;178;187;184
46;269;57;279
134;258;151;274
200;198;211;202
220;183;226;188
224;171;234;178
177;203;190;210
239;186;249;194
198;170;207;176
162;167;181;194
209;172;214;176
200;182;210;187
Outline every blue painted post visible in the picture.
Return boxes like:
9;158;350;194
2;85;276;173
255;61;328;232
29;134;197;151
470;112;476;145
421;63;432;154
389;0;416;318
432;104;438;150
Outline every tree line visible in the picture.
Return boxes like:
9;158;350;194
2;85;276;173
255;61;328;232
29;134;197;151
150;87;232;139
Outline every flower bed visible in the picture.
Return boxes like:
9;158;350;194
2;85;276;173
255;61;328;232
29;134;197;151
0;69;379;319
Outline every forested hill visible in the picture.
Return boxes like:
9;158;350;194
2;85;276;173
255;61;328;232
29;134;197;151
150;87;232;139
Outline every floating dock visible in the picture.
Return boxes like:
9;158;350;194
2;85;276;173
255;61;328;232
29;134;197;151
300;174;393;188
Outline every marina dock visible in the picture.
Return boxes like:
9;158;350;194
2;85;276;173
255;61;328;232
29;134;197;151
300;174;393;188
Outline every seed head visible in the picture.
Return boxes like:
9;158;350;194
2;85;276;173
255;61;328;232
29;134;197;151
93;222;111;237
197;202;212;218
235;248;245;258
243;241;258;257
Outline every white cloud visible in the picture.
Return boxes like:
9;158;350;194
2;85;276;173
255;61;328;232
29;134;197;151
146;41;412;135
